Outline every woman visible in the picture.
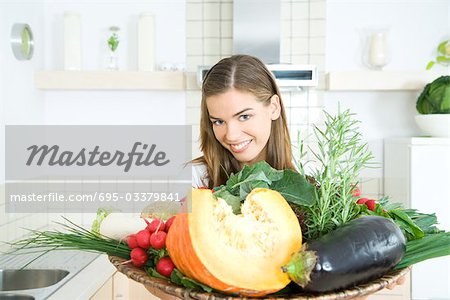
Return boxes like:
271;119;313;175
192;54;295;188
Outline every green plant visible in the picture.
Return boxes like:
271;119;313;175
426;40;450;70
107;26;120;52
296;109;375;240
416;75;450;114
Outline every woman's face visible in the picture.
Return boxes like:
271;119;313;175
206;88;281;167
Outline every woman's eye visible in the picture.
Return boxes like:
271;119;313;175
239;114;251;121
212;120;224;125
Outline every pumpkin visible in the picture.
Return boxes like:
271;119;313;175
166;188;302;296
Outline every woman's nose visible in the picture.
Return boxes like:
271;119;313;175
224;122;241;142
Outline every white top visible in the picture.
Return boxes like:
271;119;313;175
191;162;209;188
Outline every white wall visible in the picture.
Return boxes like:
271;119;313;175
0;0;47;250
325;0;450;178
42;0;186;125
0;0;187;249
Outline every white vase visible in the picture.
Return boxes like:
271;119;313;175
63;12;81;70
363;28;390;70
138;13;155;71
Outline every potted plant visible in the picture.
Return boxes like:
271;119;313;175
414;75;450;137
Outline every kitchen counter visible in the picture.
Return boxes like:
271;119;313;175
0;250;115;300
47;254;116;300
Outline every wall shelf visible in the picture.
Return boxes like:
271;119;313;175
35;71;185;90
326;70;448;91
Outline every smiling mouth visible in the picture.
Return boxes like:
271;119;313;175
229;140;251;153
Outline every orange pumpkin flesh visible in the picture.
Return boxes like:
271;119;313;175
166;188;302;296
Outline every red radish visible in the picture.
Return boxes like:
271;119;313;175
365;199;376;211
164;216;176;232
150;231;167;249
136;229;151;249
156;257;175;277
147;218;165;233
356;198;368;205
130;248;148;267
352;188;361;198
127;234;139;249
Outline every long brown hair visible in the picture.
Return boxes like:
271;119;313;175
192;55;294;188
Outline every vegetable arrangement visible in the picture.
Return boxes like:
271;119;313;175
416;75;450;114
8;109;450;298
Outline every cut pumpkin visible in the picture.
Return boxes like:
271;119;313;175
166;188;302;296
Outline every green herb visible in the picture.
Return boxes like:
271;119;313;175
108;32;119;52
213;161;317;214
395;232;450;269
426;40;450;70
169;269;213;292
9;217;130;258
297;109;375;240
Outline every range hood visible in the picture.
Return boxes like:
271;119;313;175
197;0;317;89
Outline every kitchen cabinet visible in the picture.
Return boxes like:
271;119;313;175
90;271;160;300
384;137;450;300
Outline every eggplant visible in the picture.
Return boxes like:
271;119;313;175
282;216;406;292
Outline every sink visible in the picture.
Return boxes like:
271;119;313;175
0;269;69;291
0;294;34;300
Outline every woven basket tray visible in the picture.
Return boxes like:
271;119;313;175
109;256;409;300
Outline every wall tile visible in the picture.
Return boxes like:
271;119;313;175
281;2;292;20
281;20;291;37
290;92;309;107
310;20;326;37
203;55;222;66
292;20;309;37
187;38;203;55
187;55;204;72
221;2;233;20
310;37;325;54
187;21;203;38
187;3;203;20
203;2;220;20
221;39;233;56
221;20;233;38
291;55;310;64
203;38;221;55
203;21;220;38
292;37;309;55
310;1;326;19
281;38;292;57
292;2;309;20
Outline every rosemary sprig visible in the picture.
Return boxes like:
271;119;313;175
297;109;375;240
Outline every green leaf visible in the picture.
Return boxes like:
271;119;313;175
426;61;435;70
213;188;241;214
389;209;424;240
148;268;167;280
271;169;317;207
171;269;213;292
436;56;450;64
437;40;449;55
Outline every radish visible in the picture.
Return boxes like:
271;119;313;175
127;234;139;249
365;199;376;211
98;213;151;241
156;257;175;277
150;231;167;249
164;216;176;232
356;198;368;205
136;229;151;249
147;218;165;233
130;248;148;267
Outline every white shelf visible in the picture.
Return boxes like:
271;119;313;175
35;71;185;90
326;70;448;91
